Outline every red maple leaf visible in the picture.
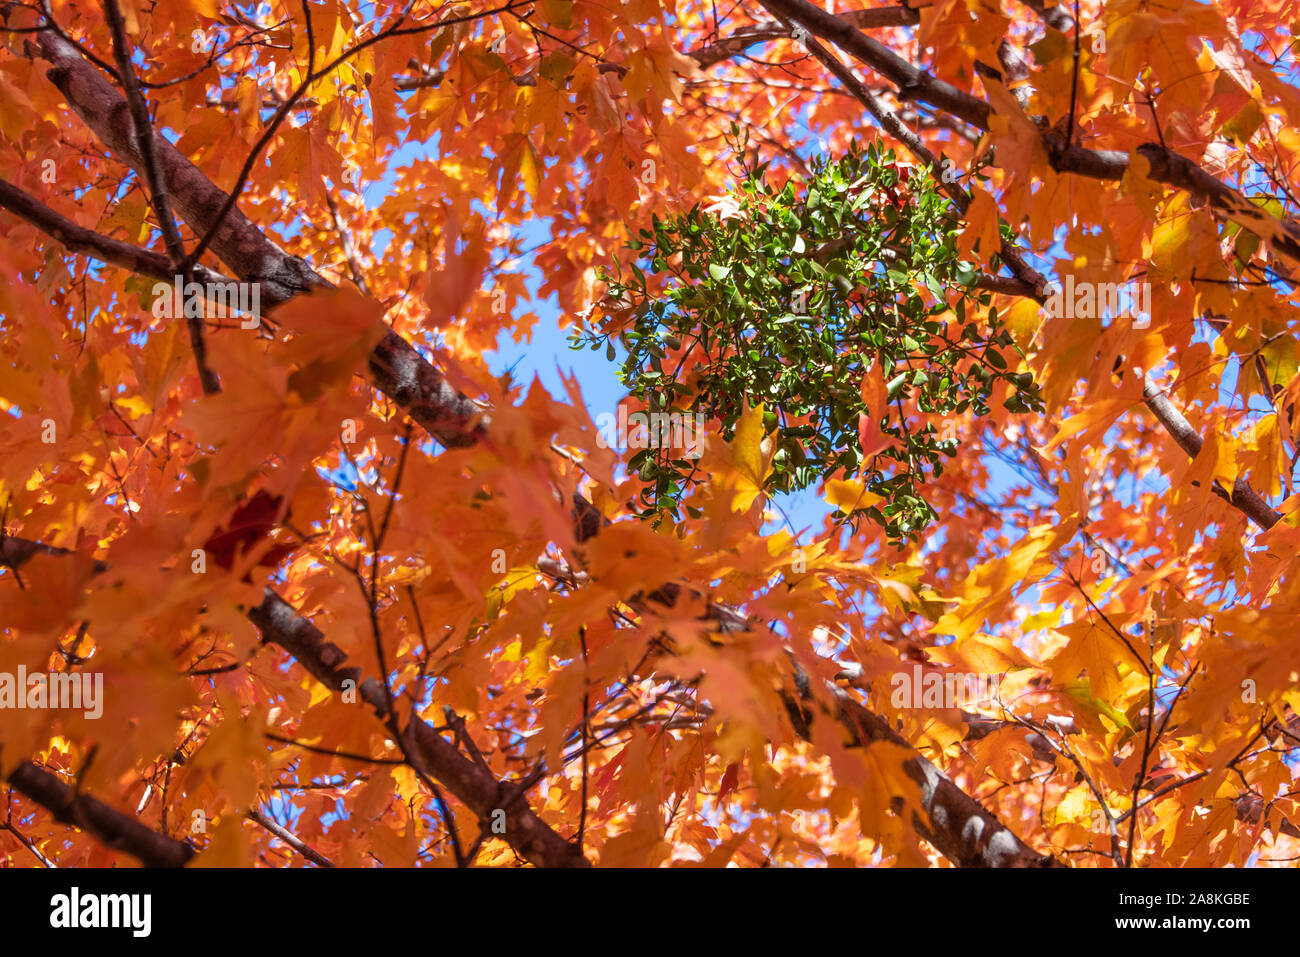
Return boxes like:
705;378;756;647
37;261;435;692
202;490;294;579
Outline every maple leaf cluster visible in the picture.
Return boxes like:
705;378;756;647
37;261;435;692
0;0;1296;872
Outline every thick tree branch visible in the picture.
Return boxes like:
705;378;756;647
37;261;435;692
687;4;921;67
758;0;990;127
0;539;194;867
545;539;1058;867
6;761;195;867
757;0;1300;268
1022;0;1074;32
831;692;1058;866
29;27;488;447
0;176;236;290
31;29;323;302
246;590;587;867
0;535;586;868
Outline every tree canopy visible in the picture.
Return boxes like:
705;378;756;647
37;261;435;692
0;0;1299;868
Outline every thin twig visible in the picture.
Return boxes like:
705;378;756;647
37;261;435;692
101;0;219;393
248;805;334;866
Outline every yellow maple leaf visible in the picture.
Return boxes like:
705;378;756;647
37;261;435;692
727;401;772;512
824;477;883;514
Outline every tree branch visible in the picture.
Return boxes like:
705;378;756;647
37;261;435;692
6;761;195;867
831;690;1060;866
101;0;219;393
247;805;334;866
756;0;1300;267
246;590;587;866
0;176;235;290
747;0;1286;530
29;27;489;447
0;535;586;868
687;4;921;68
1141;374;1283;529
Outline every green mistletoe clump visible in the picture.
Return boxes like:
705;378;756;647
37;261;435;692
577;138;1041;542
